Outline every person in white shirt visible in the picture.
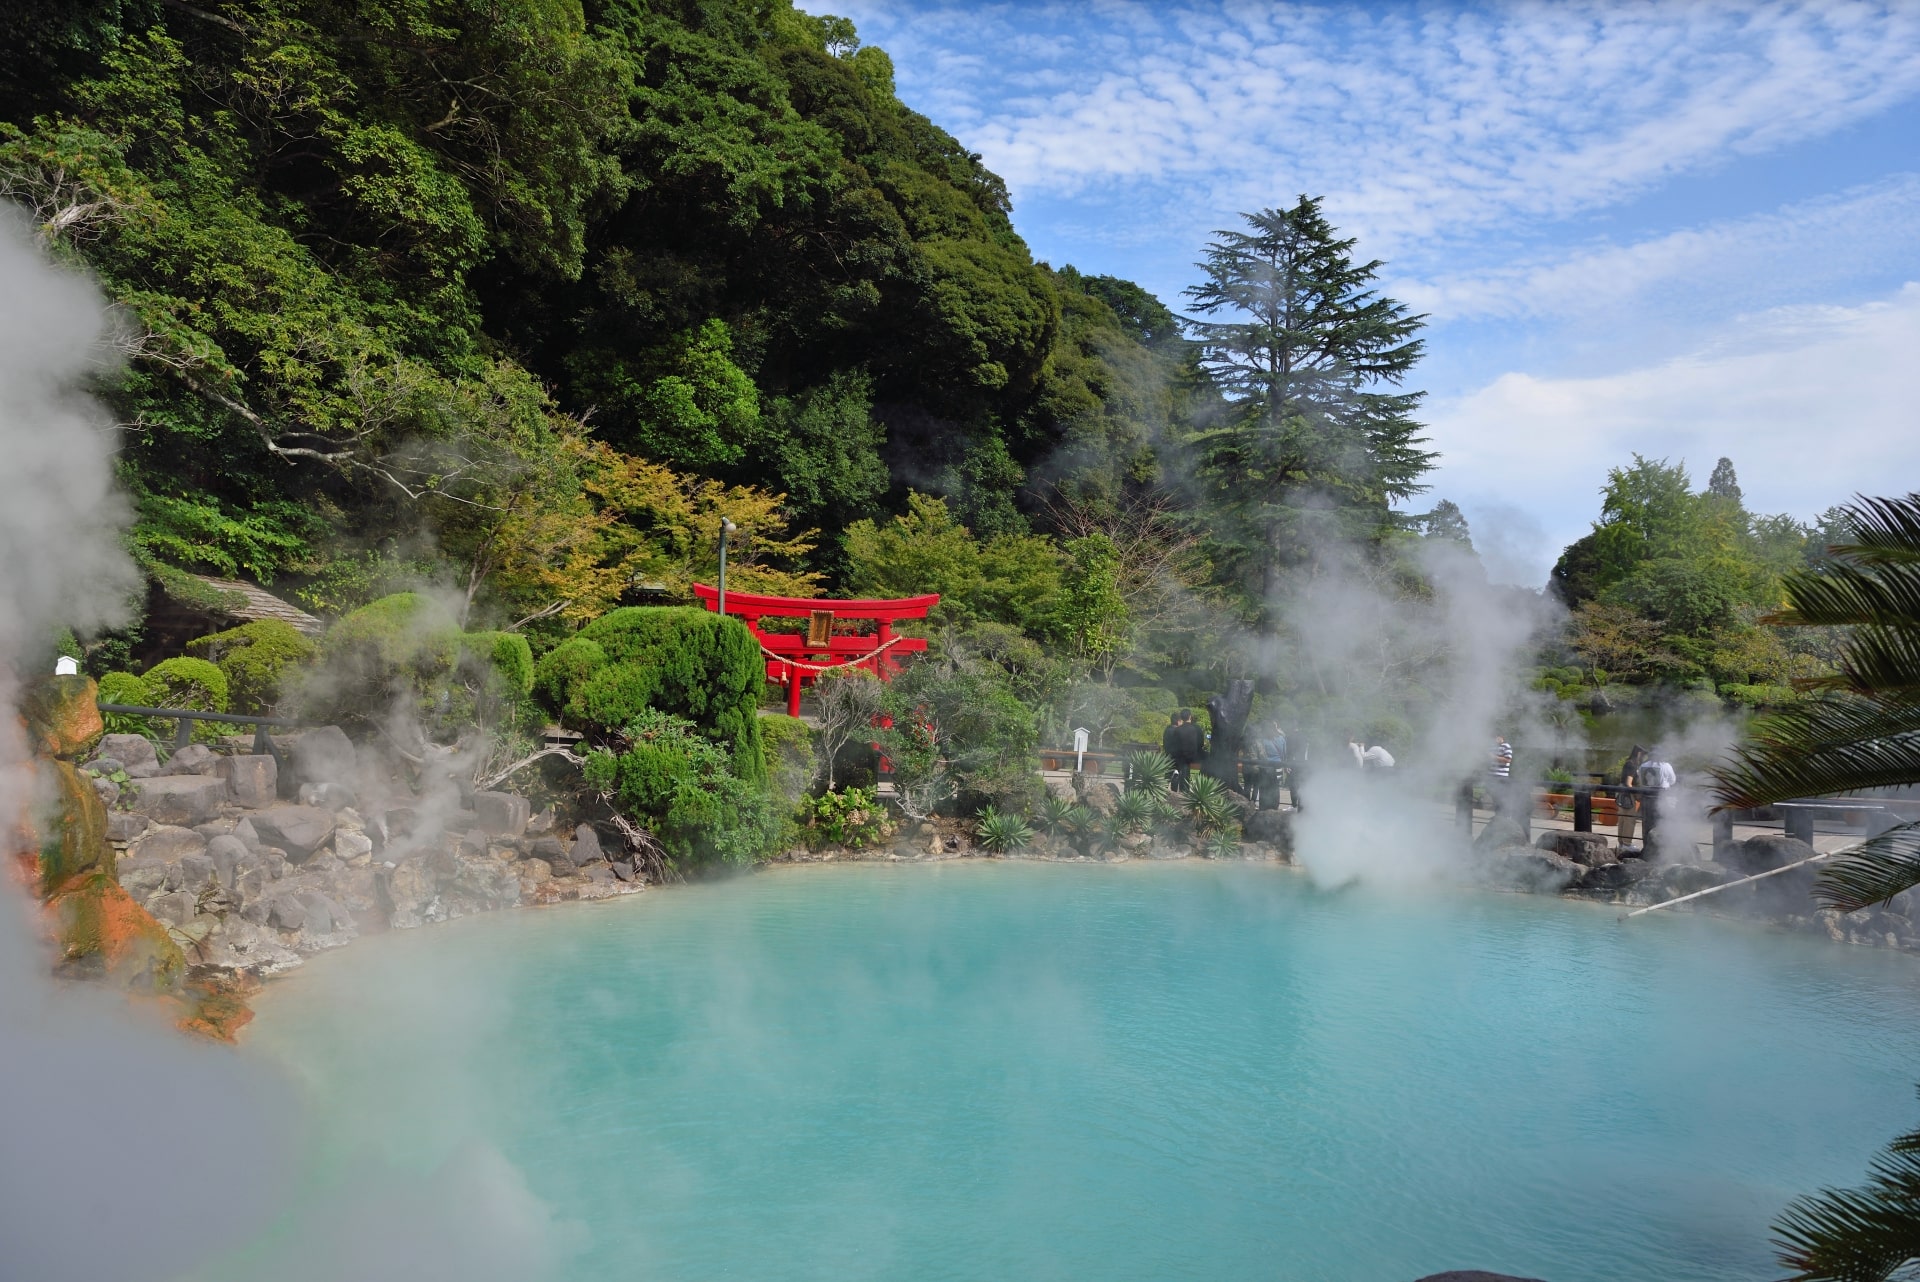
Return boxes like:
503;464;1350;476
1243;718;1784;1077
1346;734;1365;769
1638;754;1676;789
1362;743;1395;770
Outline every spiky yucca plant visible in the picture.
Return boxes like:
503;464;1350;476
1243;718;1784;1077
1713;492;1920;913
1710;494;1920;1282
1184;774;1240;837
973;807;1034;855
1125;750;1175;802
1037;792;1077;836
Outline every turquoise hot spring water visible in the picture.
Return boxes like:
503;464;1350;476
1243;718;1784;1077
235;862;1920;1281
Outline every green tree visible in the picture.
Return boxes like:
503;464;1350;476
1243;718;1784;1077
1183;196;1434;623
1059;533;1130;676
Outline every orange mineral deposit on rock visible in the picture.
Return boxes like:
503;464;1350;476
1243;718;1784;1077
20;674;105;760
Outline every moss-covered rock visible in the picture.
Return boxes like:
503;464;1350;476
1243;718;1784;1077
44;869;185;994
37;758;113;894
21;675;104;760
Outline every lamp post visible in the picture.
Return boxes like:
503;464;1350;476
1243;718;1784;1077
717;517;738;617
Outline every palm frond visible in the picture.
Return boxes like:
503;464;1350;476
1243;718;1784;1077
1775;1088;1920;1281
1772;561;1920;629
1826;493;1920;567
1813;822;1920;913
1714;697;1920;809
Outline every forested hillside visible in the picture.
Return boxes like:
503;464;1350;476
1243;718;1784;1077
1;0;1198;635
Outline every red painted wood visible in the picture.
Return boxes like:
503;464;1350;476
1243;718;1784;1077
692;583;940;708
691;584;939;620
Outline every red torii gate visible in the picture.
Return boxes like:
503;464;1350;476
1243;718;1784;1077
691;584;939;716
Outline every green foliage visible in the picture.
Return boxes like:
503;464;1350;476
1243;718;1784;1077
1123;750;1174;803
535;607;765;784
1714;492;1920;914
1109;788;1155;837
883;647;1040;815
580;319;762;473
758;712;815;808
1182;773;1239;836
186;619;315;714
96;671;155;736
1059;533;1130;669
1184;197;1434;622
1036;791;1077;836
586;710;783;870
1773;1086;1920;1281
844;492;1062;636
801;785;892;848
140;656;228;713
972;806;1034;854
464;631;535;698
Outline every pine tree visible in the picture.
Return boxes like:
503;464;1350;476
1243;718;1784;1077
1707;457;1744;505
1183;196;1434;625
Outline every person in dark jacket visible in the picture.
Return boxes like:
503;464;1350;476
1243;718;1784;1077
1163;711;1188;792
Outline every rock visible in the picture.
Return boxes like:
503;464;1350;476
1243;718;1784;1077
99;733;161;779
1480;847;1581;894
130;824;209;865
333;829;374;863
298;781;358;811
376;858;438;929
267;893;308;932
472;790;531;838
91;775;121;807
247;806;336;859
581;862;615;885
164;743;219;775
1114;831;1151;859
178;850;217;890
130;775;230;827
1242;809;1293;851
1044;775;1077;803
610;860;636;882
85;756;125;776
1577;857;1653;892
105;811;149;843
1080;780;1121;816
21;675;105;759
194;819;235;840
206;835;250;888
571;824;603;865
217;754;278;809
1653;861;1733;899
289;726;357;787
232;816;261;851
115;855;170;903
1535;831;1617;867
455;828;489;858
519;858;553;885
147;889;198;927
529;835;567;862
1722;834;1819;877
526;808;556;836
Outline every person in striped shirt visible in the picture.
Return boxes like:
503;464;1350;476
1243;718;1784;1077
1489;735;1513;779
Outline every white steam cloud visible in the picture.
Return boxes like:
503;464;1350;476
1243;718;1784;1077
0;217;574;1281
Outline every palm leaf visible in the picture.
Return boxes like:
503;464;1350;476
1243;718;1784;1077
1813;821;1920;913
1827;493;1920;566
1775;1088;1920;1281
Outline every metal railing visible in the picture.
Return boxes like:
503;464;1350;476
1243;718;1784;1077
97;702;308;756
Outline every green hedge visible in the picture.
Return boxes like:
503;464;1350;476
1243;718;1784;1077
535;607;766;784
312;592;533;729
186;618;315;713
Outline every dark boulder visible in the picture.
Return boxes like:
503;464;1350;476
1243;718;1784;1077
1535;831;1616;867
1414;1273;1550;1282
1722;834;1819;877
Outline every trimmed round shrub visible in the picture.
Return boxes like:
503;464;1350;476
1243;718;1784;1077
537;607;766;784
186;618;315;713
533;636;606;710
464;630;534;698
140;657;229;742
140;657;228;713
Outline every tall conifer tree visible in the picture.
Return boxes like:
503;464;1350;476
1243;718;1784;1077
1184;196;1434;625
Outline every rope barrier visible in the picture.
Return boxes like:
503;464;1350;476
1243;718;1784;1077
757;632;912;675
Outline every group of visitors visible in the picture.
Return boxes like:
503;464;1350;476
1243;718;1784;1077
1161;708;1206;791
1157;710;1293;809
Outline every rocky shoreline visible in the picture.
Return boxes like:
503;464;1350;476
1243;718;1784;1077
69;715;1916;1016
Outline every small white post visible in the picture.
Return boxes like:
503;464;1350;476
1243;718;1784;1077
1073;726;1089;774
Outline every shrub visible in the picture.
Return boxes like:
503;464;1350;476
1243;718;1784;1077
187;618;315;713
1036;792;1076;835
96;671;154;737
464;630;535;698
140;657;229;743
882;658;1039;815
801;785;892;849
1124;750;1174;802
759;713;815;808
535;607;765;784
1111;788;1155;836
1183;774;1239;837
973;806;1034;854
583;709;783;870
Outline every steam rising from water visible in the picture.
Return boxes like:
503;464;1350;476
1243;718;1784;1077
1278;534;1571;886
0;218;573;1280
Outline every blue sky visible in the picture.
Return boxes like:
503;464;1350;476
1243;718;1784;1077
821;0;1920;583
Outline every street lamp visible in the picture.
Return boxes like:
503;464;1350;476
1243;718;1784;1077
718;517;738;617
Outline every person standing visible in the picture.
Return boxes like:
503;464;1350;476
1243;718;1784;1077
1616;745;1647;845
1180;710;1208;786
1163;711;1187;792
1489;734;1515;820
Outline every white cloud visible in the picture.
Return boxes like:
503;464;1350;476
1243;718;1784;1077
833;1;1920;259
1402;173;1920;325
1426;281;1920;581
